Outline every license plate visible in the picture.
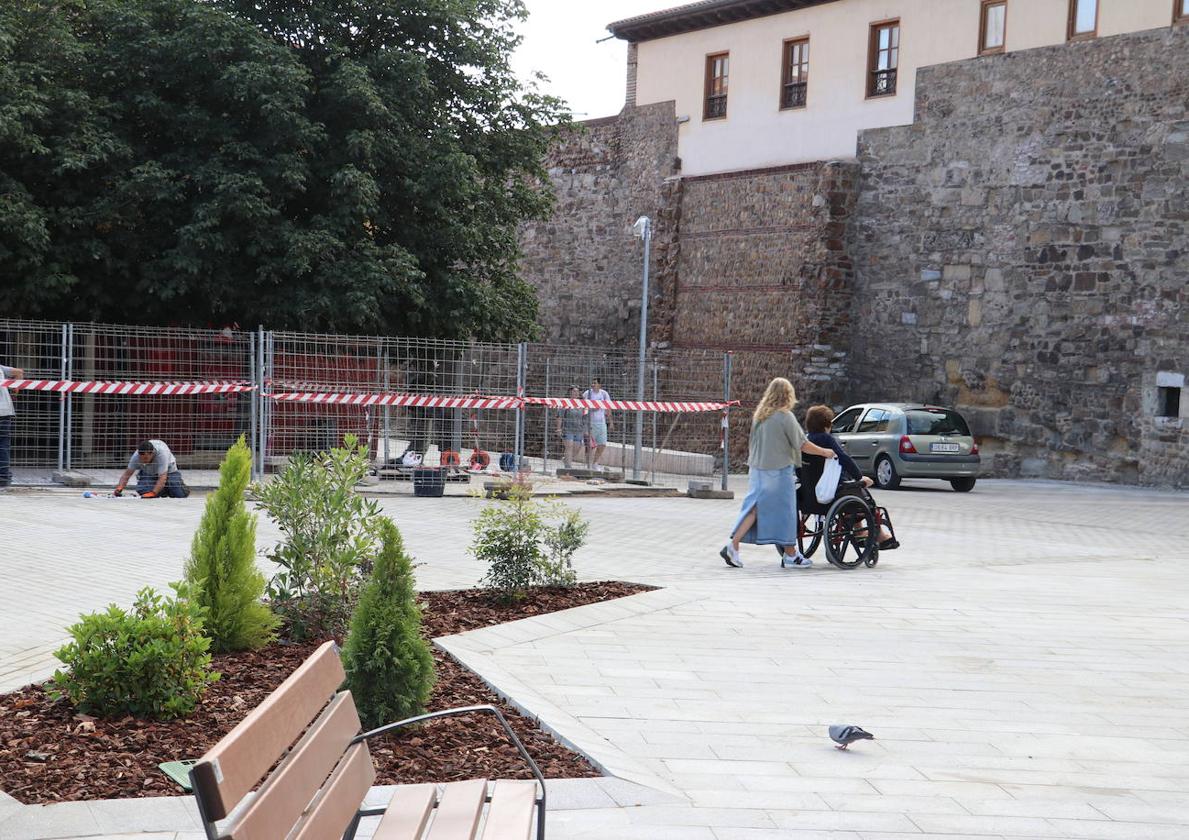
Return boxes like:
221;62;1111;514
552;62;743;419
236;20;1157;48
930;442;961;453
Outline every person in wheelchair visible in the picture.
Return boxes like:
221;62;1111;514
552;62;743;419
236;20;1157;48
801;405;898;551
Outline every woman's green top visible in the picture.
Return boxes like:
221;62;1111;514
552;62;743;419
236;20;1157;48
747;409;808;470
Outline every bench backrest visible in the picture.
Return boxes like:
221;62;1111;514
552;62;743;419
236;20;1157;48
190;640;373;840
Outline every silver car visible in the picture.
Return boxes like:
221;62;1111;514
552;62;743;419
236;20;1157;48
830;403;981;492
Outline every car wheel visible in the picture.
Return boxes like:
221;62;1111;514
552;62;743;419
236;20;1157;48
950;477;976;492
874;455;900;490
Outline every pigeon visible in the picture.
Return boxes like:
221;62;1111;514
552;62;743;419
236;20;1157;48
829;725;874;750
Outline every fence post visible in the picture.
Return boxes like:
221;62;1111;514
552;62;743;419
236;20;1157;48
248;331;258;482
65;323;73;471
650;359;659;486
514;343;525;466
543;357;551;475
57;324;68;472
721;351;732;492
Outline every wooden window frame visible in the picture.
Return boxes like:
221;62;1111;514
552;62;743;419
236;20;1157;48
1067;0;1098;41
703;52;729;121
866;19;900;99
978;0;1007;55
780;37;810;110
1175;0;1189;24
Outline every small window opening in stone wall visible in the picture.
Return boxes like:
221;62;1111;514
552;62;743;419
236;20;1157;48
1157;386;1181;419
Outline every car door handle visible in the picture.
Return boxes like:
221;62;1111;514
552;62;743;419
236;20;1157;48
870;442;878;447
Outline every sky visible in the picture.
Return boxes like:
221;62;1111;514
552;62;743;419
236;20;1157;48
512;0;667;120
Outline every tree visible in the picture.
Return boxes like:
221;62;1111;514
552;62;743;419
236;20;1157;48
342;517;435;729
185;436;278;652
2;0;568;340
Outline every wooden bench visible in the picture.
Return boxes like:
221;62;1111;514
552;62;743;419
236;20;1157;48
188;641;546;840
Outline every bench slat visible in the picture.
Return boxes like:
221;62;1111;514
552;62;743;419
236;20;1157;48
480;780;537;840
373;783;439;840
228;691;362;840
192;640;345;820
426;779;488;840
288;742;376;840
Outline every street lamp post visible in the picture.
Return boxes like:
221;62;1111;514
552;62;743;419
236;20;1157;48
632;216;652;482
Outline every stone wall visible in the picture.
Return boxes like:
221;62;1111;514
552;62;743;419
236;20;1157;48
518;102;679;348
668;162;858;406
850;25;1188;485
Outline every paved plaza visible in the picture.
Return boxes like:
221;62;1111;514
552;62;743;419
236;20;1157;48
2;479;1189;839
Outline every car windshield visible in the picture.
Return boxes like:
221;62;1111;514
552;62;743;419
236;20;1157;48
906;409;970;436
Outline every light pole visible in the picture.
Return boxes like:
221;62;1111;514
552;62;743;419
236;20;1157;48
632;215;652;482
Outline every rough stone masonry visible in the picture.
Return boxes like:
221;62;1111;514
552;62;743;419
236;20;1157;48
519;26;1187;486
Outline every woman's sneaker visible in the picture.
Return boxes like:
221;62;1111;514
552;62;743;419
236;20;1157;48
780;552;812;569
720;544;743;568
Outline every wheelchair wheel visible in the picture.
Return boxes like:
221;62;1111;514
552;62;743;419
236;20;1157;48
824;496;878;569
798;511;825;558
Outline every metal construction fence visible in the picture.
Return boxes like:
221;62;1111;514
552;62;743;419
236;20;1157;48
0;319;738;489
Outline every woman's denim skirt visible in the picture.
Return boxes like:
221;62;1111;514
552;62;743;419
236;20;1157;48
731;465;798;546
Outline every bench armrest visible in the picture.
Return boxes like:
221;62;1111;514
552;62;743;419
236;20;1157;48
353;704;548;803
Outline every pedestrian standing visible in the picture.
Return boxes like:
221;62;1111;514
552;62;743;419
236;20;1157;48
555;385;589;469
721;378;837;569
583;378;613;471
0;360;26;487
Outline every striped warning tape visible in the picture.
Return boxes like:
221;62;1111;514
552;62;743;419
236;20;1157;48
0;379;255;395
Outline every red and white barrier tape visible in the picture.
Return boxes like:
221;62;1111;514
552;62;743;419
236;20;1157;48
266;391;521;410
524;397;739;413
0;379;255;395
264;392;737;412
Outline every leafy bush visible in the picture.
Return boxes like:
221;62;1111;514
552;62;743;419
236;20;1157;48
541;508;589;587
253;435;382;640
471;486;589;601
342;518;435;729
185;436;278;652
50;585;218;720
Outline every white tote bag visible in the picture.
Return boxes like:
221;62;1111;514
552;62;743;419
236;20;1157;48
815;457;843;504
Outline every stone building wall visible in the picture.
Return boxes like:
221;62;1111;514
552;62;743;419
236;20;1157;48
849;25;1188;485
518;101;679;348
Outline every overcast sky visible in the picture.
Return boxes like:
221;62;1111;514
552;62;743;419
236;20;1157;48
512;0;664;120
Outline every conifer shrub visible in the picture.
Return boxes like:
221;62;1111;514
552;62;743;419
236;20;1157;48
342;517;435;729
50;585;218;720
184;436;278;652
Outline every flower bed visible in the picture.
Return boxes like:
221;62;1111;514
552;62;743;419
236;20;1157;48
0;582;650;804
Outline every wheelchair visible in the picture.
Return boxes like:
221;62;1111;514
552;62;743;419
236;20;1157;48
793;455;897;569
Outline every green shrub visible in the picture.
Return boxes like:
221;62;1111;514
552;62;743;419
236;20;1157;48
185;436;278;652
253;434;382;640
50;585;219;720
471;486;589;602
342;518;435;729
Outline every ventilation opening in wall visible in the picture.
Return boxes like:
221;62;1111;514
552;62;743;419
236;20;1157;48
1157;386;1181;418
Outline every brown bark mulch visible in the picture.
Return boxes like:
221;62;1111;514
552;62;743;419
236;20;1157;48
0;581;652;805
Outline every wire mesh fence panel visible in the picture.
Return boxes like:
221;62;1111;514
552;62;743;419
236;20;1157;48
0;319;68;473
66;323;254;471
521;343;730;488
522;343;642;476
646;348;733;488
265;332;522;471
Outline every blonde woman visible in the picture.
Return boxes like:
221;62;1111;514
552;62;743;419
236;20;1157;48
721;378;837;569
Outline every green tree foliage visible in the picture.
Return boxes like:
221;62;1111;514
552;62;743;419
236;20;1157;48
342;517;435;729
1;0;567;339
50;584;219;720
185;436;278;652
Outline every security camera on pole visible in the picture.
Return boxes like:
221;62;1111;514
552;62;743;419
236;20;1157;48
632;215;652;482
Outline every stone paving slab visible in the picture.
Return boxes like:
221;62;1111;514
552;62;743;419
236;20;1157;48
2;479;1188;838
